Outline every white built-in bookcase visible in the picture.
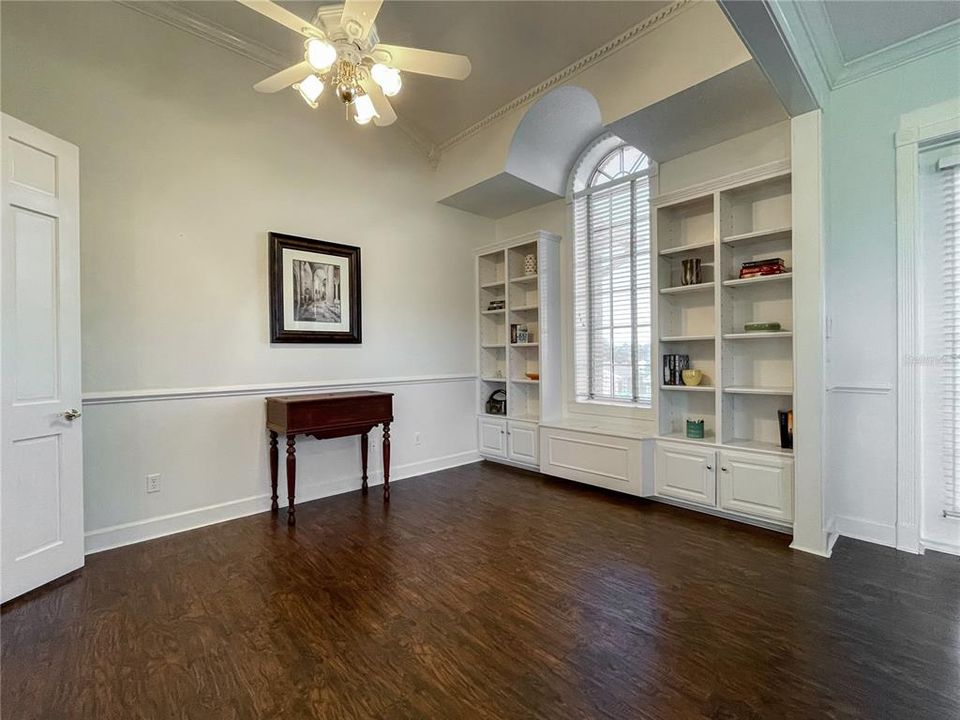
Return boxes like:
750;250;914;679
654;168;794;456
476;231;560;465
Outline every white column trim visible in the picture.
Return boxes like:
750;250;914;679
895;99;960;554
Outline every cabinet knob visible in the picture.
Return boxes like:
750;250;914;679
721;466;728;472
706;464;713;471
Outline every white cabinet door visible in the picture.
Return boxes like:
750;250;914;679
1;115;84;602
718;450;794;522
478;416;507;458
507;420;538;465
655;442;717;506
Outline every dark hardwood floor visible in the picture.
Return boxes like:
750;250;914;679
2;461;958;720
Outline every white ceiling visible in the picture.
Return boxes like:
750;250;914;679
822;1;960;62
176;1;670;146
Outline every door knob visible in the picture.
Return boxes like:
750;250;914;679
60;408;82;421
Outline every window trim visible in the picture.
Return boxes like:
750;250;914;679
566;135;657;418
895;98;960;554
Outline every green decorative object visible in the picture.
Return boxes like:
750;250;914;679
744;321;782;333
686;419;705;439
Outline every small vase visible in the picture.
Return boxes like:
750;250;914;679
523;254;537;276
681;258;702;286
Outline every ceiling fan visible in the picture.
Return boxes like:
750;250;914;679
237;0;472;126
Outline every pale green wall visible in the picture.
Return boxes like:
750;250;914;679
823;47;960;537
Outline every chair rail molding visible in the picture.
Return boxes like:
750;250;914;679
83;373;477;405
895;98;960;554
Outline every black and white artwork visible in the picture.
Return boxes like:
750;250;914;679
292;260;341;323
269;233;362;343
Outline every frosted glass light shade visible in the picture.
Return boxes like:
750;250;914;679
295;74;324;108
354;93;378;124
306;39;337;70
371;64;401;97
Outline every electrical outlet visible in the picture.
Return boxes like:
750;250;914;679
414;432;422;446
146;473;161;493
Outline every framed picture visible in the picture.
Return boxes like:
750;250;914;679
269;232;362;343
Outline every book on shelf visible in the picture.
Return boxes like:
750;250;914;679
662;354;689;386
739;257;786;279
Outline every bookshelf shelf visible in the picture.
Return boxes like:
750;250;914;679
723;272;792;288
723;331;793;340
721;226;792;246
660;334;715;342
660;282;714;295
660;385;715;393
723;386;793;396
658;239;715;257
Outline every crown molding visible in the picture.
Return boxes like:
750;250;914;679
114;1;439;161
116;0;289;69
435;0;694;154
790;2;960;90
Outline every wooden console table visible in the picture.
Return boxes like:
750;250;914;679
265;391;394;526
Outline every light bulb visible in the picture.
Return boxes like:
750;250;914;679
305;38;337;71
371;64;401;97
294;74;324;108
354;93;378;125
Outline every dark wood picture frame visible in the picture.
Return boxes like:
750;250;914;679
269;232;362;344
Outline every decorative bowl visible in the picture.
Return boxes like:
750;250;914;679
681;369;703;386
526;372;540;381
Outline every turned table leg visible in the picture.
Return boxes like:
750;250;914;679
286;435;297;526
361;432;369;495
269;431;279;512
382;422;391;502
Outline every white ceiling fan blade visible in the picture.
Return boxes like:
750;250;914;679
236;0;322;37
360;78;397;127
254;61;313;93
374;44;471;80
341;0;384;42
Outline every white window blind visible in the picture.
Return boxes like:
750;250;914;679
573;145;651;406
938;154;960;517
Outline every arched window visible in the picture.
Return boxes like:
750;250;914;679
589;145;649;187
571;138;653;407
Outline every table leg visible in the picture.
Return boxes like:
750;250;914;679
286;435;297;526
361;432;369;495
269;431;279;512
382;422;391;502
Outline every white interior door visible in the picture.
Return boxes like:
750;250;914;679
1;114;83;603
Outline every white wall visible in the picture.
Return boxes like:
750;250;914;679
1;2;493;550
823;47;960;549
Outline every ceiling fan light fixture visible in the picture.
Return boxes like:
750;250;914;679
294;74;324;108
371;63;402;97
305;38;337;71
354;92;378;125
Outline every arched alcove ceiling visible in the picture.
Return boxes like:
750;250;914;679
439;60;787;219
505;86;604;197
439;86;602;219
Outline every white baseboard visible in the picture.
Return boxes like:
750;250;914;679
84;450;481;555
832;515;897;548
920;537;960;557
